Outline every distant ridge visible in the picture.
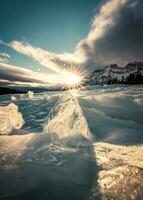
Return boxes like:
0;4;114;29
0;86;27;95
84;61;143;85
0;85;65;95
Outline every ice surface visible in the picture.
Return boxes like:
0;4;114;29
0;132;96;199
78;85;143;144
0;103;24;135
90;142;143;200
0;85;143;200
17;93;59;133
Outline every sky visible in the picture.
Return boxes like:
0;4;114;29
0;0;143;87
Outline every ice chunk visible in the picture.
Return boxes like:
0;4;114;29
0;103;24;135
43;92;92;140
11;95;16;101
27;91;33;99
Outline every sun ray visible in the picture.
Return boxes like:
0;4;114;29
61;65;87;90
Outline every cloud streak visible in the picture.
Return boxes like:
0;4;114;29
0;62;56;86
9;41;82;74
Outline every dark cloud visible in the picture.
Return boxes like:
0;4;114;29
76;0;143;68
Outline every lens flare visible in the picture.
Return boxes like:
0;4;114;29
63;71;81;85
62;66;87;90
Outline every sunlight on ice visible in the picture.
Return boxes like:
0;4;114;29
11;95;17;101
27;91;34;99
43;92;92;143
0;103;24;135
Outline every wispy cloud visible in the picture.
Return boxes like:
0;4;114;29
8;41;82;74
0;53;10;63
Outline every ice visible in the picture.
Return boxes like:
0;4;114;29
0;103;24;135
0;131;96;199
11;95;16;101
90;142;143;200
78;85;143;144
27;91;33;99
0;85;143;199
43;92;92;142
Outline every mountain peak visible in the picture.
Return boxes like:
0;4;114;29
83;61;143;85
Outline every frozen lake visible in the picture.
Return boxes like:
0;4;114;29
0;85;143;200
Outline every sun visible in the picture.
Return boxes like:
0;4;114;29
62;66;86;89
63;71;82;85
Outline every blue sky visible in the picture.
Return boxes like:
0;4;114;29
0;0;100;68
0;0;143;87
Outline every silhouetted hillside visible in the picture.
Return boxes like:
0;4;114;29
0;86;27;95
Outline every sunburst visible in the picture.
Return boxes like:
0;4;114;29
61;65;87;90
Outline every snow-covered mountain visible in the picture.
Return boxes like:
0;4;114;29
84;62;143;85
